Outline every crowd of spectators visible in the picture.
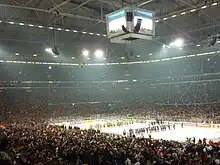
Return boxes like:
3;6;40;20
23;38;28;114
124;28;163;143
0;90;220;165
1;123;220;165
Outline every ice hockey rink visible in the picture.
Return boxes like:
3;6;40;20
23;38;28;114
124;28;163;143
58;120;220;142
100;123;220;142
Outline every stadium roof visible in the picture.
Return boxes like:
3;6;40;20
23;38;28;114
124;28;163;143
0;0;220;63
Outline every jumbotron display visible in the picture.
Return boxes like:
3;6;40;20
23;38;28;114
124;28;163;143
133;9;154;35
106;7;155;41
107;10;126;38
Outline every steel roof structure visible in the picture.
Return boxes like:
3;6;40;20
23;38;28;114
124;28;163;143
0;0;220;62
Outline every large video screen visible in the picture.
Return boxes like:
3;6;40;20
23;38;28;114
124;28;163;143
133;10;154;35
107;10;126;38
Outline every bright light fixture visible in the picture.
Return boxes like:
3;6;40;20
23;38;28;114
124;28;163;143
82;49;89;57
65;29;70;32
57;28;62;31
169;38;184;47
38;25;43;28
45;48;53;53
149;53;153;56
49;66;52;69
172;15;176;17
95;49;104;58
196;44;201;47
191;9;196;12
82;31;87;34
49;27;54;29
163;44;171;49
181;12;186;15
103;34;107;37
33;54;37;57
163;17;168;20
137;55;140;58
73;30;78;33
89;32;94;35
72;57;75;59
201;5;207;9
121;57;125;59
96;33;100;36
212;2;217;6
155;20;159;22
28;24;34;27
15;53;20;56
19;23;25;26
9;22;14;24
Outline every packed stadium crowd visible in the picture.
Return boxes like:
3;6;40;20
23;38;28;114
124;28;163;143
1;124;220;165
0;90;220;165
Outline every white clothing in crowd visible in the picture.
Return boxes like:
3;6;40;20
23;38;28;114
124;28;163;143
125;158;131;165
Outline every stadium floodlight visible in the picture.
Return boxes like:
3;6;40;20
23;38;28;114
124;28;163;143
181;12;186;15
82;49;89;57
95;49;104;58
169;38;184;47
46;47;59;56
209;36;217;47
52;47;59;56
163;44;171;49
45;48;53;54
